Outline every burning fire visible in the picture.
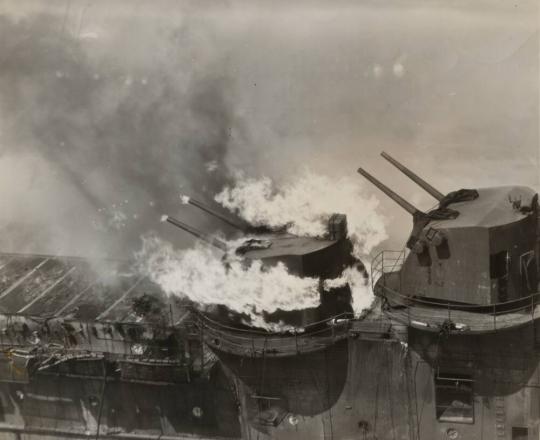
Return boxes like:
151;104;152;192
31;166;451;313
137;171;387;331
136;237;321;330
215;170;387;256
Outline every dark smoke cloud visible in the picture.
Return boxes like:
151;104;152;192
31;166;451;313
0;11;243;257
0;1;537;257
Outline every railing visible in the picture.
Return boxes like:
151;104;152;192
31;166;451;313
370;249;407;291
379;284;540;333
371;249;540;332
193;308;352;335
191;310;352;357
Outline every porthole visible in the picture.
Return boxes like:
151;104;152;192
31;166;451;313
446;428;459;439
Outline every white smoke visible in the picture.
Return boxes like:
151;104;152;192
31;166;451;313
137;171;387;330
324;265;374;313
213;170;385;316
215;170;388;256
136;235;321;331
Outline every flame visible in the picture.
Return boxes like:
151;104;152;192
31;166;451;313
215;169;387;256
323;265;374;313
135;236;321;331
138;171;387;331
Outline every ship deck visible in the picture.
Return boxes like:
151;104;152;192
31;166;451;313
376;272;540;334
195;312;351;357
385;303;540;334
0;252;187;324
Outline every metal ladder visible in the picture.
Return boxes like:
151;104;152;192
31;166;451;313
494;396;506;439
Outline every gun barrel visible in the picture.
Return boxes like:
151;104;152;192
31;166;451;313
186;198;245;231
381;152;444;201
163;215;227;251
357;168;422;216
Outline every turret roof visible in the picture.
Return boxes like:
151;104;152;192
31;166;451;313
430;186;536;229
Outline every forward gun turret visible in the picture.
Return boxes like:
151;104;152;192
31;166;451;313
360;151;540;332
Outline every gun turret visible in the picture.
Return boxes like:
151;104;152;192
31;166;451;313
182;196;246;231
357;167;425;217
162;215;227;251
380;152;444;201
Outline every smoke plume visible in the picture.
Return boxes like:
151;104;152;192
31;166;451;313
137;169;385;329
0;1;536;258
216;170;387;256
136;236;321;331
0;11;240;258
0;2;536;322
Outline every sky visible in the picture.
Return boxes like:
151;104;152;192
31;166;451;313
0;0;538;258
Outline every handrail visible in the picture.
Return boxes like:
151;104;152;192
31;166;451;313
372;249;540;314
371;249;407;291
198;324;349;355
379;283;539;333
379;283;540;312
199;329;348;356
190;308;353;356
191;307;352;336
202;327;345;348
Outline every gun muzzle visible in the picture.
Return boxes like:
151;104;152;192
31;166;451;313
183;196;245;231
381;152;444;201
357;167;423;216
162;215;227;251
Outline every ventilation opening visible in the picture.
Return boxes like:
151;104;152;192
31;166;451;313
490;251;509;302
435;373;474;424
512;427;528;440
416;247;432;267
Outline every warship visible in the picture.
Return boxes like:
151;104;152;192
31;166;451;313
0;152;537;440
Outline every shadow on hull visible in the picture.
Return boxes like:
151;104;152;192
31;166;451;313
216;339;348;433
